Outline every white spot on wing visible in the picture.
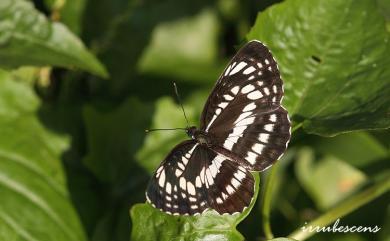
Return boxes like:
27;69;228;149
264;87;270;95
218;102;228;108
178;162;185;170
224;94;234;101
187;182;196;195
209;165;218;178
179;177;186;190
236;117;255;126
245;151;258;165
234;112;252;124
247;90;263;100
200;167;206;184
195;176;202;187
181;156;188;165
166;182;172;194
235;170;246;181
252;143;265;154
241;84;255;94
265;59;270;65
222;192;228;200
259;133;270;143
273;85;278;93
243;103;256;112
229;62;247;75
231;125;248;136
223;140;234;150
158;170;166;187
206;168;214;186
264;124;274;132
270;114;277;122
231;178;241;188
205;115;218;131
257;63;263;68
243;66;256;75
175;169;183;177
231;86;240;95
226;185;235;194
224;64;232;76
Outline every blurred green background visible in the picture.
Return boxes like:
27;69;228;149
0;0;389;241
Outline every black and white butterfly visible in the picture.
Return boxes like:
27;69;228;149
146;40;291;215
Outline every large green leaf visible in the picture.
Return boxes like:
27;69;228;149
0;69;87;241
130;173;259;241
0;0;107;77
247;0;390;136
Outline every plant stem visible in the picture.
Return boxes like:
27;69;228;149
288;175;390;240
261;123;302;239
261;162;279;239
291;122;303;133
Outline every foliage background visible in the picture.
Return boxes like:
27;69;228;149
0;0;389;241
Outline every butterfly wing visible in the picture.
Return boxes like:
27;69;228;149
146;140;254;215
200;40;291;171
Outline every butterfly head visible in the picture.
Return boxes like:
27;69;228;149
185;126;197;138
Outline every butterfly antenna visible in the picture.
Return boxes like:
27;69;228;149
173;82;190;128
145;127;187;133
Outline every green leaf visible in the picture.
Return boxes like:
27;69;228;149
137;8;222;83
130;173;259;241
83;98;153;183
295;147;367;210
0;0;108;77
247;0;390;136
0;69;87;241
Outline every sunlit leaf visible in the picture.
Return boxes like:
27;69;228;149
138;9;221;83
0;69;87;241
247;0;390;136
0;0;107;77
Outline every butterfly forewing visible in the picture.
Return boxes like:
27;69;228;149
146;141;254;215
200;40;291;171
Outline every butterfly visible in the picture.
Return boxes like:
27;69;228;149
146;40;291;215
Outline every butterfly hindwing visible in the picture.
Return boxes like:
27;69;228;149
200;40;291;171
146;141;254;215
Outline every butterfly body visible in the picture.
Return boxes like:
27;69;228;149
187;127;214;146
146;40;291;216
